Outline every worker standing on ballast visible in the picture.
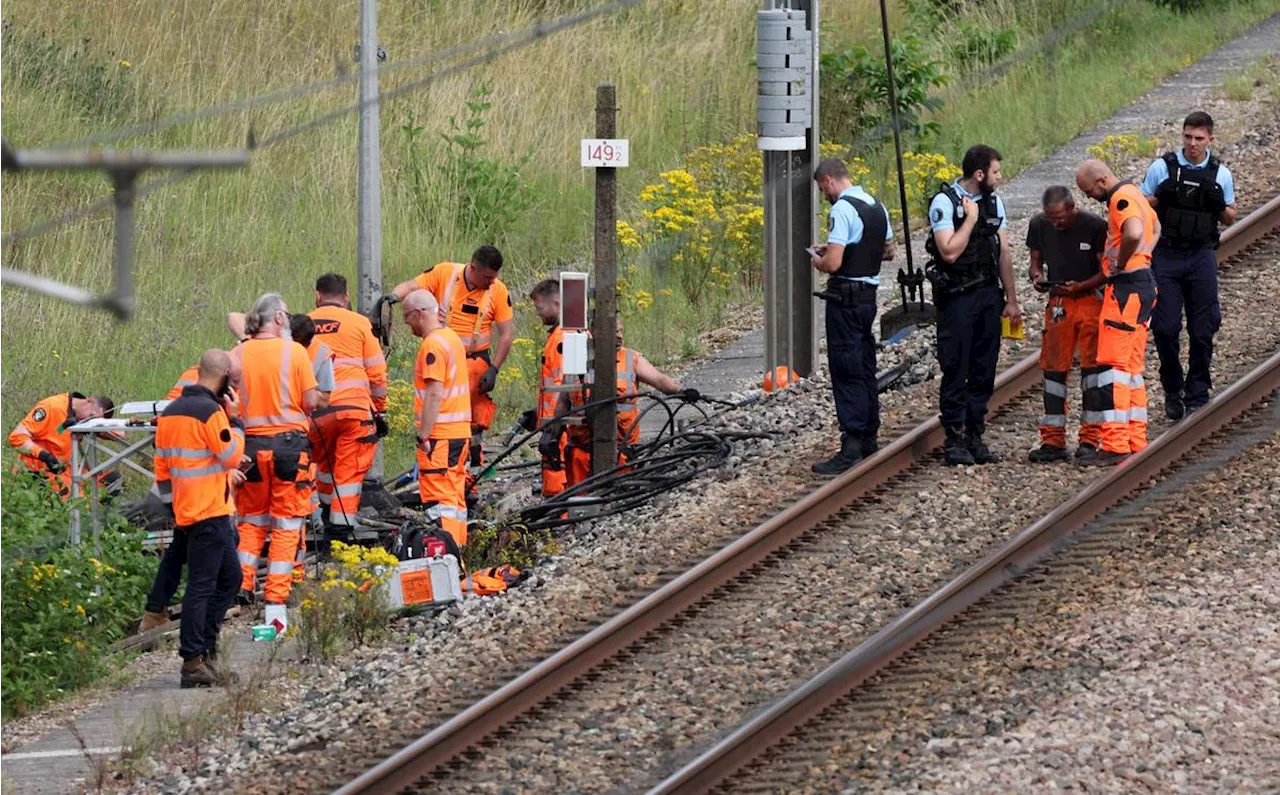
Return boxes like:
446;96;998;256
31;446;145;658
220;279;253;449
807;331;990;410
1139;110;1236;420
529;278;568;497
402;290;472;548
1076;159;1160;465
153;349;245;688
307;274;389;539
555;317;687;488
1026;186;1108;463
9;392;115;496
234;293;321;632
925;144;1022;465
809;157;896;475
392;245;514;471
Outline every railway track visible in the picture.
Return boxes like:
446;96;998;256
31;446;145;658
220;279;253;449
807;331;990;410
333;195;1280;794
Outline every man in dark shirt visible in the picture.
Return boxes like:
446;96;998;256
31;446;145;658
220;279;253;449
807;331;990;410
1026;186;1108;462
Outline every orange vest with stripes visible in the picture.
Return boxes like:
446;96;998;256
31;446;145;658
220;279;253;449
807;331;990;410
1105;183;1160;274
155;385;246;526
414;327;472;440
237;337;317;436
537;326;565;427
310;304;389;414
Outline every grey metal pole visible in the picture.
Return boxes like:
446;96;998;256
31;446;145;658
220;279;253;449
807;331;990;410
111;172;138;319
357;0;386;480
590;84;619;477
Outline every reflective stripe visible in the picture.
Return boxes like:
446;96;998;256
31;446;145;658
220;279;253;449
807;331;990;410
155;447;213;459
434;504;468;520
1081;410;1108;424
333;378;371;391
1041;379;1069;399
334;482;363;497
364;356;386;368
170;464;228;478
318;492;334;505
370;386;388;397
316;471;335;484
279;337;296;416
1131;375;1145;388
267;561;295;575
436;411;470;423
1097;409;1129;423
1082;374;1099;389
1039;415;1068;427
444;384;469;399
1129;407;1149;421
238;551;260;566
216;444;242;466
328;512;357;527
1095;370;1143;389
239;514;271;527
272;516;305;531
12;423;32;440
244;412;309;428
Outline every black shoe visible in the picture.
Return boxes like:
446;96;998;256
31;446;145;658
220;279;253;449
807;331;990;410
1081;449;1130;467
943;427;975;466
966;432;998;464
235;589;255;607
1028;444;1069;463
1074;443;1099;462
1165;395;1185;421
180;654;219;689
812;436;863;475
1184;402;1206;417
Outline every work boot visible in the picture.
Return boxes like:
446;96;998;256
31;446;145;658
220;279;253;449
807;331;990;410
1165;394;1185;421
943;427;975;466
966;431;999;464
1082;449;1130;467
180;655;219;689
139;610;169;633
1074;443;1099;463
812;435;863;475
1028;444;1069;463
205;647;240;685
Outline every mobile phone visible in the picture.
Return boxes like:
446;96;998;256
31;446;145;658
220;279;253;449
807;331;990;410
805;246;822;259
217;374;232;399
1037;279;1068;289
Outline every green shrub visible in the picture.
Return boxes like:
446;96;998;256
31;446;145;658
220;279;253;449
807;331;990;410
1;471;153;717
820;35;948;147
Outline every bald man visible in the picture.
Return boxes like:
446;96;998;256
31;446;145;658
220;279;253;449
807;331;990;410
1075;159;1160;465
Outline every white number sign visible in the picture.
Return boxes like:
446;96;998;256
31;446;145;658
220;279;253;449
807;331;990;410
581;138;629;168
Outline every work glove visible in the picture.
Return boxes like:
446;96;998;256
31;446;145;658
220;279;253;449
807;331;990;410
539;427;564;469
477;364;499;394
373;413;390;439
517;409;538;433
381;293;400;306
679;388;702;403
1205;182;1227;212
38;450;64;473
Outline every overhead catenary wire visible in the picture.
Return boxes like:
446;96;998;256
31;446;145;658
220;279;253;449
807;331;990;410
2;0;641;248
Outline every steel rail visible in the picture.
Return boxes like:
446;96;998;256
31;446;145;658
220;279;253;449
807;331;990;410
335;361;1040;794
339;198;1278;795
648;198;1280;795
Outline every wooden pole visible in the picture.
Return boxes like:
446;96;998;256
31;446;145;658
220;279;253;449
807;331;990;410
589;84;619;477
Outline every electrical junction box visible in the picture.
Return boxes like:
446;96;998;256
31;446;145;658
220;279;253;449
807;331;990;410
562;331;588;376
560;271;589;331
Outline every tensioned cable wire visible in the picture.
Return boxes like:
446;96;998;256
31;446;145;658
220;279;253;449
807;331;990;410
2;0;640;247
48;0;640;152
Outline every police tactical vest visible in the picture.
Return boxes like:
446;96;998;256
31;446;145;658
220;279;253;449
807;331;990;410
924;183;1001;281
833;194;888;279
1153;152;1222;251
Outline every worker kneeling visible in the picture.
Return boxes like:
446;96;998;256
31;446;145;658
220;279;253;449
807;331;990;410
403;290;473;548
234;294;322;632
555;317;686;487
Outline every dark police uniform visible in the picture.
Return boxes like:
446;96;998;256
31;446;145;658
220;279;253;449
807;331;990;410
926;181;1006;451
1140;150;1235;413
823;186;892;462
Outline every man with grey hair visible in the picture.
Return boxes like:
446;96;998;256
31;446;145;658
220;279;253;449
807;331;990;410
233;292;321;633
1026;185;1108;463
809;157;896;475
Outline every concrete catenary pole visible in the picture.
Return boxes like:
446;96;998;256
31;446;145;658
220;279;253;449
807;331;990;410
357;0;385;479
589;84;619;477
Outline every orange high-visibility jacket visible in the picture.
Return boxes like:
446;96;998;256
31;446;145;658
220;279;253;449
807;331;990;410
310;304;389;413
168;365;199;400
414;327;472;441
155;385;245;526
237;337;318;436
9;392;79;471
566;348;642;446
1105;183;1160;274
537;326;565;428
413;263;514;355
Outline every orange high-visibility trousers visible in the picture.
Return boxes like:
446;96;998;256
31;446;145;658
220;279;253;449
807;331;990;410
236;439;313;604
1095;274;1156;455
466;356;497;432
311;411;377;527
1039;294;1103;449
417;437;470;547
541;435;568;497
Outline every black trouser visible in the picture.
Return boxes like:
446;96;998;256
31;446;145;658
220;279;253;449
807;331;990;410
936;283;1003;431
145;530;187;614
1151;247;1220;408
178;515;241;661
825;283;880;446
